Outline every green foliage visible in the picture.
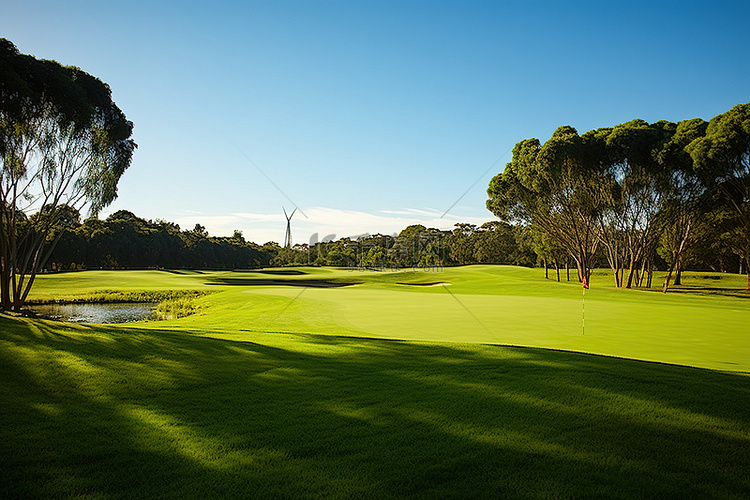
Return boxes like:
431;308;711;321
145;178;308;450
47;213;537;271
487;127;603;284
269;243;309;267
488;103;750;288
689;103;750;186
0;39;136;214
688;103;750;287
48;211;271;270
0;38;136;310
27;288;212;305
446;222;530;266
154;295;202;320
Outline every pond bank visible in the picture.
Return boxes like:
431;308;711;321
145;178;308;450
30;302;155;324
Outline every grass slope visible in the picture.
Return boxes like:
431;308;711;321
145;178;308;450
3;265;748;497
1;317;749;498
62;266;747;373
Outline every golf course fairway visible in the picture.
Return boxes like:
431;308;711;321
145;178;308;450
2;265;749;498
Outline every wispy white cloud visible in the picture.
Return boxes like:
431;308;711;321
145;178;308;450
230;212;284;222
380;208;444;217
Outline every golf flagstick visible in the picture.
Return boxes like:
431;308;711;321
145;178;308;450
582;273;588;335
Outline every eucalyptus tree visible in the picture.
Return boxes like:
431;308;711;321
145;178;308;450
472;221;517;265
580;127;628;286
0;38;135;309
487;126;607;285
656;118;708;291
688;102;750;289
525;224;568;281
392;224;429;267
601;119;672;288
447;223;477;265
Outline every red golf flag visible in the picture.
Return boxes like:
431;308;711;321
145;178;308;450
582;275;589;289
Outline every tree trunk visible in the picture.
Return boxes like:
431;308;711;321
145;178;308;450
18;231;64;307
566;259;570;281
625;255;637;289
576;260;590;287
0;218;10;310
663;222;691;293
637;258;646;287
544;258;548;279
662;261;676;293
746;248;750;291
554;260;560;282
0;260;8;309
603;242;622;287
673;253;683;286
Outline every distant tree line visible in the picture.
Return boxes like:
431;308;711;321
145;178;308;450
487;103;750;290
283;220;736;279
46;207;742;277
299;222;537;269
48;210;270;270
46;212;537;271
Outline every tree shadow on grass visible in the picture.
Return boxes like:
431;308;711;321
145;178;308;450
207;278;357;288
639;285;750;300
162;269;211;275
1;316;749;498
244;269;308;276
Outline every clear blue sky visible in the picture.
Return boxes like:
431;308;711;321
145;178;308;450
3;0;749;244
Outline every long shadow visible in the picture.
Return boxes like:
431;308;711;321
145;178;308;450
640;286;750;300
207;278;358;287
161;269;210;275
1;316;749;498
244;269;308;276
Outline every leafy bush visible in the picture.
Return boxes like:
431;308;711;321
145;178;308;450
153;296;202;320
28;289;212;305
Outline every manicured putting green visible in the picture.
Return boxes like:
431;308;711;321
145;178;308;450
53;265;746;372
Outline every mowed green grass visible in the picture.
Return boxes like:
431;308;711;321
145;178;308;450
2;266;749;498
43;265;746;372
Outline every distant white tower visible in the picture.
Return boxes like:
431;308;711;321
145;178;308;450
283;207;297;248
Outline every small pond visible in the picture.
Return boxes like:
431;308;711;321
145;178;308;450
31;303;155;324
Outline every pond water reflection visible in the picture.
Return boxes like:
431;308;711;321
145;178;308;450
32;303;155;324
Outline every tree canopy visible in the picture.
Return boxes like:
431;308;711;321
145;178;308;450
0;38;136;309
488;103;750;290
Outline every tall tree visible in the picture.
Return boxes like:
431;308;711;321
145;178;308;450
447;223;477;265
487;127;607;285
392;224;429;268
580;127;627;287
472;221;517;265
0;38;135;309
688;102;750;289
656;118;708;292
603;119;671;288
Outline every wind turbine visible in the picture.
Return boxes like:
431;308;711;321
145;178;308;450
283;207;297;248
